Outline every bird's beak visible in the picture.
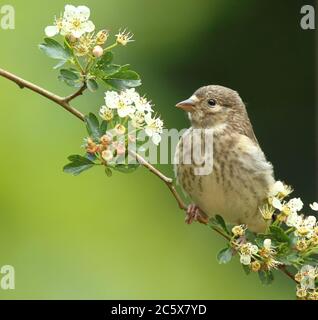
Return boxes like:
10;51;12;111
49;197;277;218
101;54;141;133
176;96;197;112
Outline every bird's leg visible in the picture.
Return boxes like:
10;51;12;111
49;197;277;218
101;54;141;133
185;204;209;225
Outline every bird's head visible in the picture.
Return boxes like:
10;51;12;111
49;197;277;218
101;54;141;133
176;85;246;129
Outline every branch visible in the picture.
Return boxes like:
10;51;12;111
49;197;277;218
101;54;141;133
63;83;87;103
128;150;187;211
0;67;296;284
0;68;85;121
279;266;297;283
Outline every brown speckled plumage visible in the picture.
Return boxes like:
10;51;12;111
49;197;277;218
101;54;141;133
174;85;275;232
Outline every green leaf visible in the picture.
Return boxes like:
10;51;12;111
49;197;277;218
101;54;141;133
99;64;122;77
39;38;71;61
68;155;87;162
98;51;114;66
103;69;142;90
269;226;290;244
113;164;140;174
58;76;81;88
278;252;299;266
254;236;267;247
245;229;256;242
63;155;94;176
258;270;274;285
86;79;99;92
60;69;80;81
84;113;101;140
217;248;233;264
54;60;67;69
85;153;97;162
214;215;230;235
105;167;113;177
100;120;108;134
58;69;81;87
302;253;318;266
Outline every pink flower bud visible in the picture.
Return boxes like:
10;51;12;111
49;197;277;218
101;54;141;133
100;134;112;146
115;124;126;135
102;150;113;162
92;45;104;58
116;144;126;156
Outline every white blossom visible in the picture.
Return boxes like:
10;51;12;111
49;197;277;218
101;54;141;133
45;16;66;37
99;105;114;121
287;213;317;239
299;265;317;290
287;198;303;213
116;29;134;46
104;90;136;118
310;202;318;211
101;89;164;145
269;181;287;197
239;243;258;266
263;239;272;250
135;96;153;113
120;88;140;105
105;91;120;109
63;5;95;38
130;111;145;128
144;113;164;145
286;211;302;228
45;5;95;38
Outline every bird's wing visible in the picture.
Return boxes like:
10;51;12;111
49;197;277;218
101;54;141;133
240;120;259;145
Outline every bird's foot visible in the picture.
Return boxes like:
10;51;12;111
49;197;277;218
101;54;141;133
185;204;209;225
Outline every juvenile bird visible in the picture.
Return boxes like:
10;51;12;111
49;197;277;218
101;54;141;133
174;85;275;233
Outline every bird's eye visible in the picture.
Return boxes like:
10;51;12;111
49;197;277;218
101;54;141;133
208;99;216;107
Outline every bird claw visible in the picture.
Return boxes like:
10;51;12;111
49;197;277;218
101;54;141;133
185;204;209;225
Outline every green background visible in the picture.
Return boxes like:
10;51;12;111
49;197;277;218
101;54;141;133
0;0;315;299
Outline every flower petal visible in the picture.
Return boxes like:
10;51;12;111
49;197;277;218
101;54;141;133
272;197;283;211
310;202;318;211
76;6;90;21
45;25;59;37
145;127;154;137
240;255;251;265
263;239;272;250
64;5;77;18
251;245;259;255
84;20;95;33
152;133;161;145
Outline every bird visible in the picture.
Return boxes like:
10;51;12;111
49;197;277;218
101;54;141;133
174;85;275;233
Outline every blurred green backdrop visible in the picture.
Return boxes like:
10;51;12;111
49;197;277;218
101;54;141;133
0;0;315;299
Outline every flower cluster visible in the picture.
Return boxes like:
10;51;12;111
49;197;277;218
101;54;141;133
214;180;318;299
45;5;133;57
56;6;158;177
45;5;95;39
76;88;163;172
266;181;318;253
295;265;318;300
100;89;164;145
231;226;281;272
83;130;126;164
